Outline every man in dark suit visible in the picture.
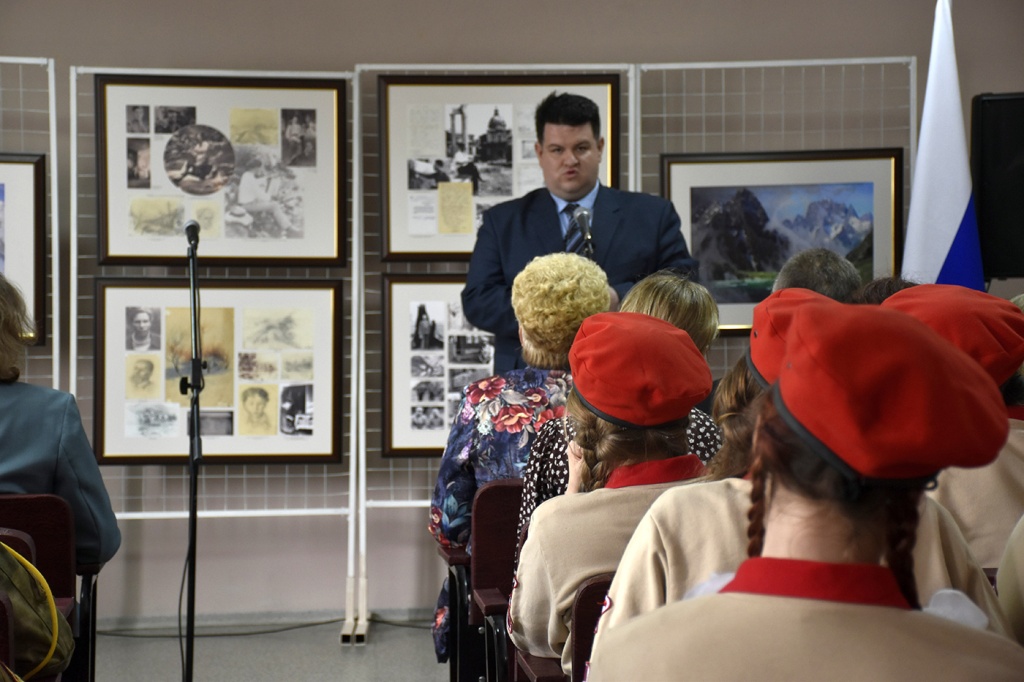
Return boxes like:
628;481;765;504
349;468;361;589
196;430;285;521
462;92;697;372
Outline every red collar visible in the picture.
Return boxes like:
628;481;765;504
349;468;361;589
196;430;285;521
720;557;911;609
604;455;705;489
1007;405;1024;421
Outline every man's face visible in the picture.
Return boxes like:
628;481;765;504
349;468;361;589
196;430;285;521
133;361;152;383
132;311;151;334
535;123;604;202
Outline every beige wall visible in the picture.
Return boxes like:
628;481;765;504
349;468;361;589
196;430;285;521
2;0;1023;624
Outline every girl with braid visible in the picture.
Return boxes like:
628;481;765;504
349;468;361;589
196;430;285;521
508;312;712;678
588;304;1024;681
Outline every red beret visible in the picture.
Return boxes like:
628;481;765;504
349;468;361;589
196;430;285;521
881;284;1024;386
570;312;712;428
776;304;1007;480
747;288;837;386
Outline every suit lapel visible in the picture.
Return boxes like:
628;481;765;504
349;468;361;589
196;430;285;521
592;186;623;267
525;189;565;255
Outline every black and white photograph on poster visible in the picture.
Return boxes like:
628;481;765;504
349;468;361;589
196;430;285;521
446;299;474;333
447;394;463;420
186;411;234;437
154;106;196;134
411;354;444;378
281;109;317;167
448;334;493;365
126;105;150;133
238;384;277;437
411;405;446;431
442;103;513;197
125;306;161;351
279;383;313;436
411;379;445;403
96;75;344;265
125;402;179;438
408;157;452;190
163;124;235;196
226;145;304;240
127;138;151;189
449;366;490;393
410;301;445;350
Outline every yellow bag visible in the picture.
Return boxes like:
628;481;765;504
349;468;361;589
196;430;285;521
0;542;74;679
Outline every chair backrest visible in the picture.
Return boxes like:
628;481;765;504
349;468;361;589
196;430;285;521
571;572;614;682
0;495;76;598
470;479;524;606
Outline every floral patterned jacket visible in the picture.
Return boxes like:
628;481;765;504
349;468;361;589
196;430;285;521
429;367;571;549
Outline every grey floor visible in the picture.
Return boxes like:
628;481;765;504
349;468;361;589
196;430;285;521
96;617;448;681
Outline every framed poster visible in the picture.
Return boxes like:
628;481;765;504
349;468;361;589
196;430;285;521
379;73;620;261
0;153;46;344
383;274;495;457
95;278;342;464
662;148;903;332
95;74;345;266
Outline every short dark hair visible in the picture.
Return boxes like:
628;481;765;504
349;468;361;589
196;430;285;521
535;92;601;142
772;248;862;302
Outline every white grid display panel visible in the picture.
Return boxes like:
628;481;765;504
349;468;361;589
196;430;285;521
72;69;354;515
639;59;915;368
0;59;55;385
358;66;632;504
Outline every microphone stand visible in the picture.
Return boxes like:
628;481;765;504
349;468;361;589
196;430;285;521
181;225;204;682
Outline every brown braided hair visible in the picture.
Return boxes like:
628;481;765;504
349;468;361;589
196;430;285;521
748;394;925;608
567;391;691;492
706;356;765;481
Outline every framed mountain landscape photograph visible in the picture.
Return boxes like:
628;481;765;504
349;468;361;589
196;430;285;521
661;148;903;332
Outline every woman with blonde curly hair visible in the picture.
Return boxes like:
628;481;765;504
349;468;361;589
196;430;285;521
429;252;609;662
0;274;120;566
509;312;712;677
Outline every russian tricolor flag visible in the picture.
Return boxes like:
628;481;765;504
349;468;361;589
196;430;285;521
901;0;985;290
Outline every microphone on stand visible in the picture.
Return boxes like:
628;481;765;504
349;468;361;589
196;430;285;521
184;220;200;248
572;205;595;260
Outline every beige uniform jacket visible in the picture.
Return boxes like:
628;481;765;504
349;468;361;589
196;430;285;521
928;418;1024;567
998;512;1024;644
592;477;1011;651
508;479;692;676
587;590;1024;682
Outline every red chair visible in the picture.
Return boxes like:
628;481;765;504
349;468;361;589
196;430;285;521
0;495;99;682
468;479;523;682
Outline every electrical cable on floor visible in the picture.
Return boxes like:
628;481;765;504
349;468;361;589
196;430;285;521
98;613;433;638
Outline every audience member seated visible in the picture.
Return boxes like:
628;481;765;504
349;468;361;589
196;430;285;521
592;291;1013;649
587;304;1024;681
508;312;712;677
0;274;120;566
850;275;920;304
771;247;863;302
881;284;1024;568
514;271;722;553
428;252;609;662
